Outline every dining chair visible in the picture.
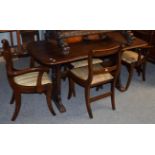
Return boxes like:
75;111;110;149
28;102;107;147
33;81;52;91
2;39;56;121
67;45;121;118
121;45;152;91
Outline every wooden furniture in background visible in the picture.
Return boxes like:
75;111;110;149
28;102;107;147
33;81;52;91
0;30;39;57
2;39;56;121
20;30;39;51
45;30;137;55
68;45;121;118
0;30;21;56
20;30;40;67
133;30;155;63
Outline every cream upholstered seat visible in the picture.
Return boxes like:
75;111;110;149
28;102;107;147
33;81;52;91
71;58;103;68
14;72;51;86
122;50;144;64
70;64;113;85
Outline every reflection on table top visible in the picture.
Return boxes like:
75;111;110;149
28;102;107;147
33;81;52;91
28;32;148;66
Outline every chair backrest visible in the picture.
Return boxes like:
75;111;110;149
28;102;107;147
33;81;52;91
1;39;15;78
87;45;121;83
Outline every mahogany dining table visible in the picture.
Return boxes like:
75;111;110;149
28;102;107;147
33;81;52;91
28;31;148;113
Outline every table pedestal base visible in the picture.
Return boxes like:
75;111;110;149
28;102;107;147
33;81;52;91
51;65;66;113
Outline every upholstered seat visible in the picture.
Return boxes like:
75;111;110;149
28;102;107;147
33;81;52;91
14;72;51;86
71;58;103;68
122;50;144;64
70;64;113;85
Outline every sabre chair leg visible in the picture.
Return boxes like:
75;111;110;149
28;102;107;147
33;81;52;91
10;93;15;104
85;87;93;119
142;63;146;81
46;87;56;116
111;82;116;110
68;78;76;99
11;93;21;121
125;64;134;91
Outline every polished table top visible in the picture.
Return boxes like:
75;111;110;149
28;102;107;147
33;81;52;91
28;32;148;66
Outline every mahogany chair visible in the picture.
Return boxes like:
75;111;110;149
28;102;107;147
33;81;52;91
2;39;56;121
121;45;152;91
68;45;121;118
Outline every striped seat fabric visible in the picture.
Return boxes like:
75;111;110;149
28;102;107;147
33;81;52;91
122;50;144;64
70;64;113;85
14;72;51;86
71;58;103;68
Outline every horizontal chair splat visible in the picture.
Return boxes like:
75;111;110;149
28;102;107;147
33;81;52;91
90;92;112;103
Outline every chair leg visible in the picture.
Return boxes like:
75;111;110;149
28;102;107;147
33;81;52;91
46;87;56;116
85;87;93;119
11;93;21;121
68;78;76;99
111;82;116;110
136;66;141;76
10;93;15;104
62;65;68;81
30;57;35;67
124;64;134;91
142;63;146;81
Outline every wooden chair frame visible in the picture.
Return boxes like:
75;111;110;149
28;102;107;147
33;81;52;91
68;45;122;118
2;39;56;121
121;45;153;92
